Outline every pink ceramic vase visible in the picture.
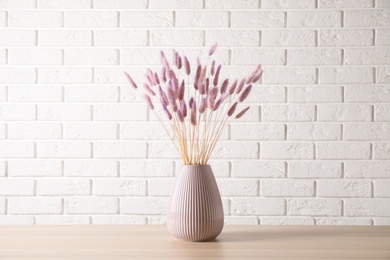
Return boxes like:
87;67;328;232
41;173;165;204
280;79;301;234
167;165;224;242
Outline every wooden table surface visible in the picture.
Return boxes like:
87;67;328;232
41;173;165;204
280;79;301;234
0;225;389;259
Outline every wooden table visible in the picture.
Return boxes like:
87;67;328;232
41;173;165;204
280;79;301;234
0;225;389;259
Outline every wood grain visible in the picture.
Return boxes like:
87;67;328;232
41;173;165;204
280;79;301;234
0;225;389;259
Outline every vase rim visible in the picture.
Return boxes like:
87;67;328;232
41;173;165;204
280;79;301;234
181;164;210;167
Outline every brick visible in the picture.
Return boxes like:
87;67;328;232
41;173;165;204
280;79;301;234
374;218;390;225
318;180;372;198
8;85;62;102
65;159;117;177
262;30;316;47
36;216;90;225
263;68;317;84
244;86;286;103
150;0;202;9
0;0;36;8
261;179;314;197
205;0;258;8
289;86;342;103
65;86;118;102
37;179;91;195
95;66;146;84
121;160;174;177
39;67;92;84
232;11;285;28
0;85;6;102
9;197;62;214
120;122;168;140
345;161;390;178
261;142;314;159
374;142;390;159
38;104;91;121
225;217;258;225
92;215;146;225
0;216;35;224
0;141;35;158
8;160;62;177
148;178;173;196
148;216;166;224
0;198;4;214
288;199;342;216
319;0;374;8
39;30;92;47
232;49;285;65
94;30;147;46
263;105;315;121
0;29;35;46
93;141;147;159
288;123;341;141
288;11;341;28
0;49;5;64
345;199;390;216
178;11;228;28
287;49;342;65
316;218;372;225
377;66;390;83
121;11;173;28
377;0;390;6
207;30;259;47
65;49;118;65
8;122;62;140
121;197;168;214
149;142;180;159
288;161;342;179
0;179;34;196
374;181;390;197
175;48;229;65
65;197;118;214
262;0;316;8
94;0;147;8
376;29;390;46
0;123;5;139
151;30;203;47
317;142;371;159
0;160;5;177
38;0;92;8
320;67;374;84
232;198;285;215
65;11;117;28
212;142;258;159
346;85;390;103
317;104;372;122
65;123;117;140
345;10;390;27
261;217;314;225
38;141;91;158
0;68;36;84
95;104;147;121
9;11;62;28
231;123;285;141
320;29;374;46
345;123;390;141
376;105;390;121
93;179;146;196
217;179;258;197
0;104;35;121
345;48;390;65
121;48;171;65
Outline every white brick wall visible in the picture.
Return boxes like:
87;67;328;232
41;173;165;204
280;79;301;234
0;0;389;226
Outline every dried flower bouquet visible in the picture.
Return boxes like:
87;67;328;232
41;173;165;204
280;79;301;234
124;44;263;165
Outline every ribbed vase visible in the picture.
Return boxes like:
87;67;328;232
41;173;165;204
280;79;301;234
167;165;224;242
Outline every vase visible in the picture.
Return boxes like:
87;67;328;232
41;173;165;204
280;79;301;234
167;165;224;242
